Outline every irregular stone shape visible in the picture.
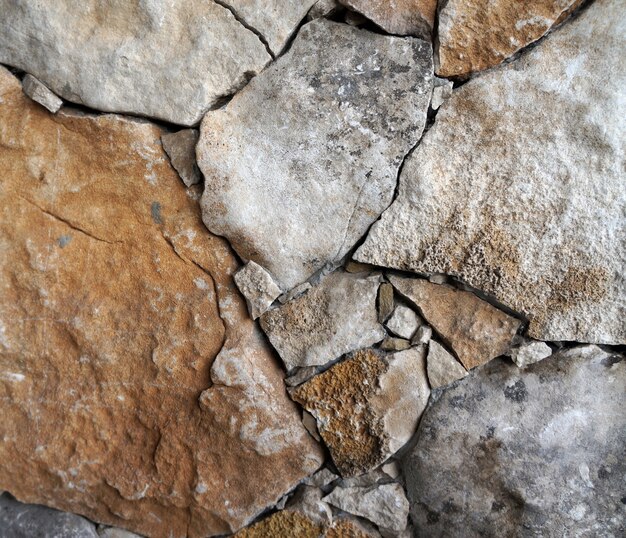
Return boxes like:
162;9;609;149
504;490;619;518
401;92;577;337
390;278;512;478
510;340;553;368
426;340;468;389
0;0;271;125
339;0;437;38
404;345;625;537
21;74;62;113
385;304;421;340
377;283;395;323
412;325;432;345
356;0;626;345
260;271;384;370
234;260;282;319
323;483;409;533
436;0;582;77
292;347;430;477
198;19;433;291
431;77;453;110
303;468;339;489
0;494;99;538
380;337;411;352
307;0;341;21
0;67;322;538
161;129;201;187
389;277;520;369
287;486;333;525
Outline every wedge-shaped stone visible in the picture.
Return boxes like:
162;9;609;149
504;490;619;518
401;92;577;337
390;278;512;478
0;0;271;125
0;67;322;538
427;340;468;389
199;19;433;291
356;0;626;344
161;129;201;187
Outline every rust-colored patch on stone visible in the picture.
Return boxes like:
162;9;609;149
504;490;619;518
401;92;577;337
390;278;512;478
235;510;323;538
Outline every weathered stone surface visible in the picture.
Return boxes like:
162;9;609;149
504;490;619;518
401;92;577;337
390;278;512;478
510;340;553;368
0;0;271;125
404;345;626;537
161;129;201;187
377;283;395;323
292;347;429;477
426;340;468;389
436;0;582;77
21;74;62;113
260;271;384;370
385;305;421;340
234;260;282;319
388;277;520;369
0;67;322;538
199;19;433;291
356;0;625;344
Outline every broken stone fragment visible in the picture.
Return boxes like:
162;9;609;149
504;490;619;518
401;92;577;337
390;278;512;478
21;74;62;113
303;468;340;489
388;276;521;369
381;461;401;480
385;304;421;340
303;410;322;442
411;325;432;345
431;77;453;110
380;337;411;352
234;260;282;319
292;347;430;477
198;19;433;291
161;129;201;187
260;271;384;370
377;282;395;323
346;260;377;274
510;340;553;368
426;340;468;389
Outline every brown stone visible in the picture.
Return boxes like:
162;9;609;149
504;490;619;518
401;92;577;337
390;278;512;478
0;67;322;538
389;276;521;369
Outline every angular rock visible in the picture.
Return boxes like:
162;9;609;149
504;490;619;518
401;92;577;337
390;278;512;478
356;0;626;345
411;325;432;345
0;67;322;538
510;340;553;368
234;260;282;319
345;260;377;274
287;486;333;525
404;345;626;537
292;347;430;477
377;282;395;322
389;277;520;369
161;129;201;187
307;0;342;21
381;461;401;480
199;19;433;291
0;0;271;125
380;337;411;352
431;77;453;110
21;74;62;113
303;468;339;489
260;271;384;370
385;304;421;340
436;0;582;77
426;340;468;389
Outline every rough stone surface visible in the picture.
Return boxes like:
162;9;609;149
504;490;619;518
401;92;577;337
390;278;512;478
426;340;468;389
161;129;201;187
260;271;384;370
234;260;282;319
388;277;520;369
0;67;322;538
0;0;271;125
21;74;62;113
436;0;582;77
404;345;626;537
385;305;421;340
292;347;429;477
356;0;625;345
199;19;433;291
510;340;553;368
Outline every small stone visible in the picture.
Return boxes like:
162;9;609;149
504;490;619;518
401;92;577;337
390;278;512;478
303;410;322;442
21;74;62;113
323;483;409;533
98;527;143;538
377;282;394;322
303;468;339;488
234;260;282;319
278;282;312;304
427;274;448;285
412;325;432;345
344;10;369;26
510;340;553;368
346;260;376;274
338;468;387;489
381;461;401;480
161;129;201;187
307;0;341;21
431;78;453;110
426;340;468;389
385;304;422;340
235;510;323;537
380;337;411;352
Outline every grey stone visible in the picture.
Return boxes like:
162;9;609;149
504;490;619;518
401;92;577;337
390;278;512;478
411;325;432;345
426;340;468;389
404;345;626;537
287;486;333;525
234;260;282;319
198;19;433;291
378;282;395;323
380;337;411;352
0;0;271;125
307;0;341;21
21;74;62;113
97;528;143;538
260;271;384;370
161;129;201;187
510;340;553;368
284;366;322;387
385;304;421;340
356;0;626;345
303;468;339;488
431;77;453;110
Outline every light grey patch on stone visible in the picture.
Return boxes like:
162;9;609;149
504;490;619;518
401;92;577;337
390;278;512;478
431;77;453;110
411;325;432;345
426;340;468;389
510;340;552;368
385;305;421;340
22;74;62;113
307;0;341;21
161;129;201;187
278;282;312;304
380;337;411;352
57;234;72;248
378;282;394;323
234;260;282;319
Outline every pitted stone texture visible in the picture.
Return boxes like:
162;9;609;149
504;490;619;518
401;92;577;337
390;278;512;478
199;19;433;291
0;67;322;538
161;129;201;187
426;340;468;389
0;0;271;125
21;74;62;113
404;345;626;537
260;271;384;371
234;260;282;319
356;0;626;345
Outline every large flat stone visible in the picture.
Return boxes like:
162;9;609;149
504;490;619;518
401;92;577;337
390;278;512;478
0;67;322;538
198;19;433;291
356;0;626;344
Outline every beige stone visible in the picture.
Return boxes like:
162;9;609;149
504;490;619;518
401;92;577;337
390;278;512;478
426;340;468;389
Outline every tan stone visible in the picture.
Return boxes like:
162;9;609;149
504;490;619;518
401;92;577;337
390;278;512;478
389;276;521;369
0;67;322;538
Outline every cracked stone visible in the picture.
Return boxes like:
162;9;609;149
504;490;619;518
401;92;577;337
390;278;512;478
510;340;553;368
234;260;282;319
161;129;201;187
0;67;322;538
0;0;271;125
356;0;625;345
198;19;433;291
404;345;626;537
21;74;62;113
385;304;421;340
426;340;468;389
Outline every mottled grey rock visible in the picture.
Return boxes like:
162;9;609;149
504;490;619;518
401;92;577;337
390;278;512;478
385;305;421;340
426;340;468;389
260;271;384;370
161;129;201;187
510;340;553;368
356;0;626;344
21;74;62;113
0;0;270;125
199;19;433;291
404;345;626;537
234;260;282;319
